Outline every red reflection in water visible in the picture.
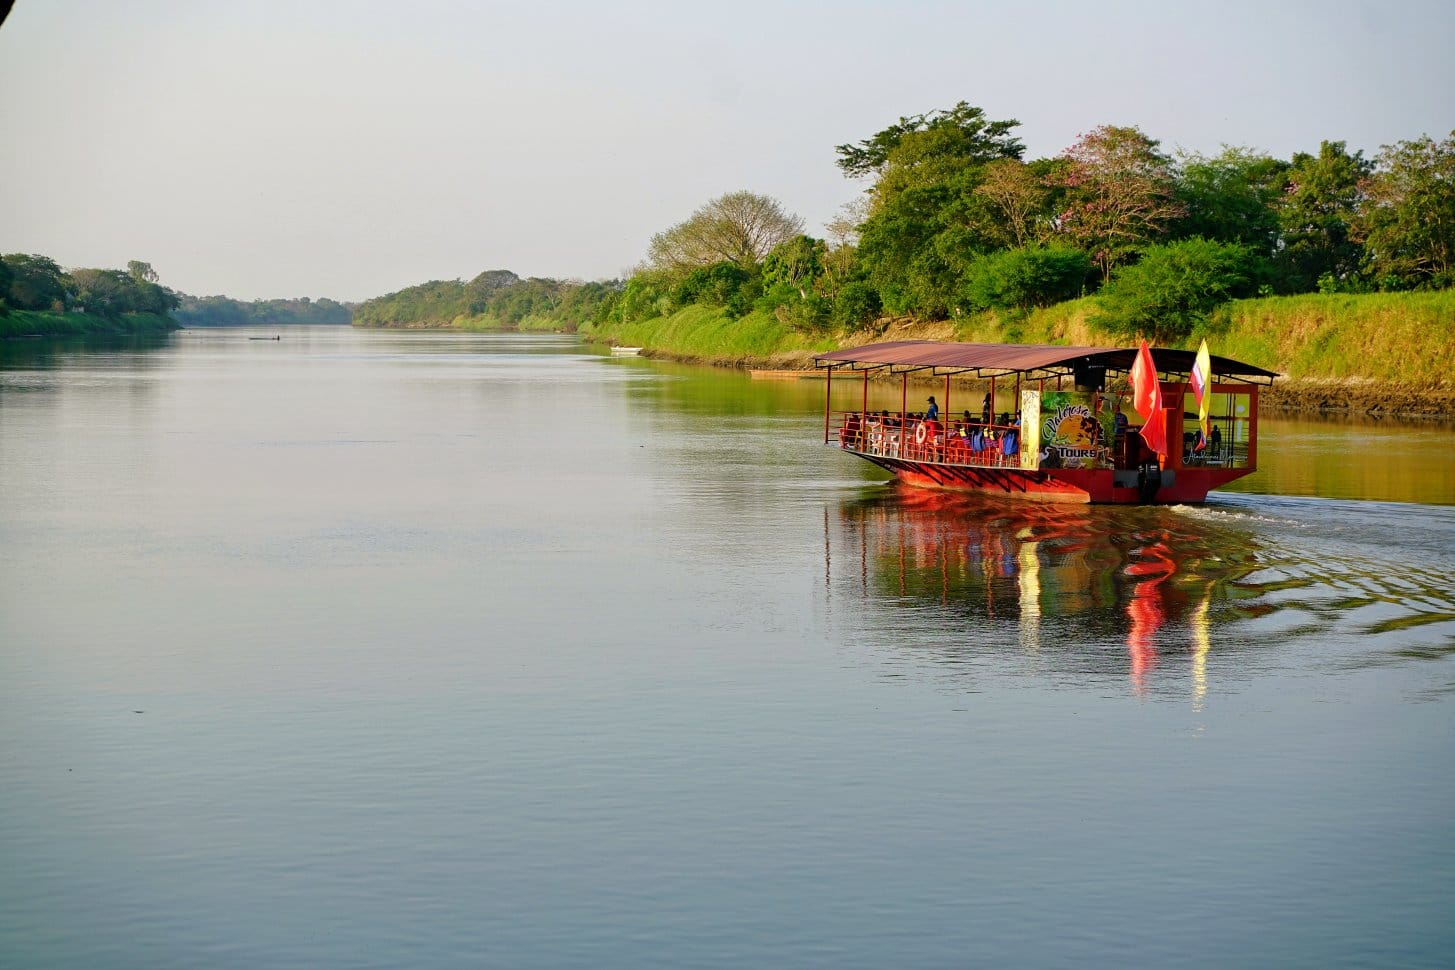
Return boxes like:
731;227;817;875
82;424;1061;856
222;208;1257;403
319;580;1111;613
1126;541;1175;693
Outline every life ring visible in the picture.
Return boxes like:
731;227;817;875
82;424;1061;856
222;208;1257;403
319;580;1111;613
915;424;928;446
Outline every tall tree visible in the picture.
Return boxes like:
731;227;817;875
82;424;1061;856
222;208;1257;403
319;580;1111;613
1357;131;1455;287
835;101;1024;180
1051;125;1183;280
648;191;803;272
1272;140;1370;292
127;260;159;283
972;158;1052;248
843;104;1026;316
1173;146;1288;254
2;254;72;311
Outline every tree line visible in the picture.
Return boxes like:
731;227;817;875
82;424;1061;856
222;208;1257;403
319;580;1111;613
1;252;358;329
174;293;353;326
0;255;179;318
366;106;1452;347
599;106;1454;344
352;269;619;330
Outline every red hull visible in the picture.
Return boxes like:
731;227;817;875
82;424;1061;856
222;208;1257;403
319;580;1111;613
857;453;1253;504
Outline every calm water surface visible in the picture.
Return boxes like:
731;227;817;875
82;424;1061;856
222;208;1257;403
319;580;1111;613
2;327;1453;968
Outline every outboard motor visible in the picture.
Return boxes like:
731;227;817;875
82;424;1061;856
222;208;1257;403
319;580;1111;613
1136;461;1162;503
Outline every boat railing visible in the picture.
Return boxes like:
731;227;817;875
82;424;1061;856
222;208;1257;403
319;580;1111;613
833;413;1026;469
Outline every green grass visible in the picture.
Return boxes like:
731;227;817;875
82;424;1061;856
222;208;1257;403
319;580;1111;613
583;305;838;363
1205;291;1455;385
0;310;178;338
949;298;1103;346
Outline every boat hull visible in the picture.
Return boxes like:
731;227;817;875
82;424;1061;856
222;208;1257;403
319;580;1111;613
853;452;1252;504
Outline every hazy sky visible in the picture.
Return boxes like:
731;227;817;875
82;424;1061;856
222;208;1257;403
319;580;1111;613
2;0;1452;302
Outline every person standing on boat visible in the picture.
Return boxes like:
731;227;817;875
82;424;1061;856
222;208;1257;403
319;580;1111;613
925;396;939;421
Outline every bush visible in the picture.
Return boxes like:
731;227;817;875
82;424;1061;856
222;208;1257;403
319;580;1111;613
1096;238;1263;343
756;280;829;331
832;280;882;329
961;245;1092;311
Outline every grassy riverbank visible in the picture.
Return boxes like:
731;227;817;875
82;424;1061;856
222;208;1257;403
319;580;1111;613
579;290;1455;416
0;310;179;339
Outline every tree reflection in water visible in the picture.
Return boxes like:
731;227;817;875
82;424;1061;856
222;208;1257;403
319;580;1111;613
823;487;1265;699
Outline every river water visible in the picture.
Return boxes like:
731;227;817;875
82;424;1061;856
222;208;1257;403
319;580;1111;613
2;327;1452;968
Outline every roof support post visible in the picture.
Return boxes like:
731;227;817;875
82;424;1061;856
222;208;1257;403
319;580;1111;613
1247;384;1260;469
824;365;833;444
900;373;908;458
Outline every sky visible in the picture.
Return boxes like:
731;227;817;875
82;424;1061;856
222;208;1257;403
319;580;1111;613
1;0;1452;302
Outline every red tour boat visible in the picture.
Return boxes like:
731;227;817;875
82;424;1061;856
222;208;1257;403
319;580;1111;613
815;340;1278;504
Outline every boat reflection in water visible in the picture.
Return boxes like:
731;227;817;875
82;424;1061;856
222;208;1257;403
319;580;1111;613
824;487;1266;703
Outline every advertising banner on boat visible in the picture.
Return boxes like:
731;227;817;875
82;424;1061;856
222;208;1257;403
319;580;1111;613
1021;390;1114;470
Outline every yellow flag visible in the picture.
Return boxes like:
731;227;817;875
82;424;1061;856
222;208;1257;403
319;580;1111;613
1192;339;1212;440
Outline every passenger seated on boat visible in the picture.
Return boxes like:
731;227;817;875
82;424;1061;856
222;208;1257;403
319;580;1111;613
970;428;989;460
840;411;863;448
1000;428;1019;465
946;427;970;462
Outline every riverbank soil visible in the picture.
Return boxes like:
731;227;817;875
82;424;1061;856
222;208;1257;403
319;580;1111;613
1263;379;1455;420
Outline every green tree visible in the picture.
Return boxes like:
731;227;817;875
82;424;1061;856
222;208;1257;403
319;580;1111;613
648;191;803;272
1173;147;1288;254
760;235;826;294
70;268;136;316
839;103;1029;317
2;253;72;311
465;269;521;312
831;280;880;329
854;181;959;315
127;260;159;283
68;268;178;317
755;235;834;330
1096;238;1262;343
961;245;1092;311
835;101;1024;180
1051;125;1183;281
1357;131;1455;288
1272;140;1370;292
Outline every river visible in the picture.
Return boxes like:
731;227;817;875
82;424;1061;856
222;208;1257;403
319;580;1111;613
2;327;1452;968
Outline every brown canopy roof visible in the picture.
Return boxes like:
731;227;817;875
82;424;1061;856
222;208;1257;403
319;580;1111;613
813;340;1278;384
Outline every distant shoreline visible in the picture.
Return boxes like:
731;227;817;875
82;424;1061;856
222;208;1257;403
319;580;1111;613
0;310;178;339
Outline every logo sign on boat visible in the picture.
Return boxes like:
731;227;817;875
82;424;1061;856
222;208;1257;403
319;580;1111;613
1022;391;1114;470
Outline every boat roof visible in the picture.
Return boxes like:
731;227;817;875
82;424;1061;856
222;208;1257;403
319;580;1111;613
813;340;1279;384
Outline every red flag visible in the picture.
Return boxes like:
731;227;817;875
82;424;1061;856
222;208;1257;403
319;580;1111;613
1131;339;1168;457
